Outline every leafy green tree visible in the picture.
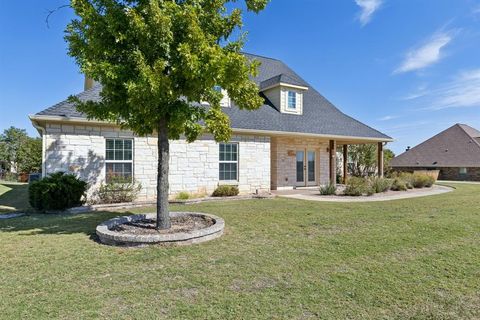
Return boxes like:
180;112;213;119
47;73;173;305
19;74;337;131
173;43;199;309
0;127;29;173
17;137;42;174
347;144;395;177
66;0;269;229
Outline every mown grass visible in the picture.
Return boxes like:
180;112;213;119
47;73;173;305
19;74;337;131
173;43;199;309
0;184;479;319
0;181;30;213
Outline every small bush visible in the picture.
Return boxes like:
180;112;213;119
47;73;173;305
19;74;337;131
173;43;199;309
412;173;435;188
344;177;372;196
320;183;337;195
399;172;414;189
370;177;393;193
175;192;190;200
212;185;239;197
424;175;436;187
28;172;87;212
96;176;141;204
390;178;407;191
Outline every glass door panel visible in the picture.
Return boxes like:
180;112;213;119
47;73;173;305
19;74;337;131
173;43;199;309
296;151;305;184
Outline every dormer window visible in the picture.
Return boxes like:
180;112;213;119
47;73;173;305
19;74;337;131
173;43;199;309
287;91;297;110
259;73;308;115
212;85;231;107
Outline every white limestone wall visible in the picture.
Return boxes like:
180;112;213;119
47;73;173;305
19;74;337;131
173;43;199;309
43;123;270;201
271;136;329;189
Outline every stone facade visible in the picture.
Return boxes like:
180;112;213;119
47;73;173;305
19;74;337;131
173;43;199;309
393;167;480;181
270;136;330;189
43;122;270;201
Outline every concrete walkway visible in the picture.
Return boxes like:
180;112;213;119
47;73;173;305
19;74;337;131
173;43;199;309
437;180;480;185
273;185;453;202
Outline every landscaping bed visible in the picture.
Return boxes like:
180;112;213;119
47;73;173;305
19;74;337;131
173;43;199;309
96;212;225;246
112;215;214;235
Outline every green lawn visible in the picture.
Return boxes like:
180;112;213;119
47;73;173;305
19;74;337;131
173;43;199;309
0;181;30;213
0;184;479;319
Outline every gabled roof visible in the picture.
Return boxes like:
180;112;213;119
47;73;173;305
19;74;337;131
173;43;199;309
390;124;480;168
35;52;392;141
259;73;308;90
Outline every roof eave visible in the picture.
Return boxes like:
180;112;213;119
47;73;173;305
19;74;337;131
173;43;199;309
29;114;393;142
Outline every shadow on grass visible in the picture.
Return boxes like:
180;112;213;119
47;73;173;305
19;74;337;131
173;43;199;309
0;210;135;236
0;182;30;212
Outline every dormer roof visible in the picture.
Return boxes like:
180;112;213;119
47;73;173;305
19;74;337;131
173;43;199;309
260;73;309;91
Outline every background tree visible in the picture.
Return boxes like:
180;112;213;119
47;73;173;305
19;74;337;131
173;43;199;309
17;137;42;174
66;0;269;229
347;144;395;177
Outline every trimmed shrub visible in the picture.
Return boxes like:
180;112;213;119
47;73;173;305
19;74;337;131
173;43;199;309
370;177;393;193
399;172;414;189
390;178;407;191
320;183;337;195
212;185;239;197
28;172;87;212
344;177;373;196
412;173;435;188
175;192;190;200
96;176;141;204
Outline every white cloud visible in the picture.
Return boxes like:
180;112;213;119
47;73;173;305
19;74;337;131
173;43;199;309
430;69;480;110
394;31;454;74
378;115;399;121
401;84;430;100
355;0;383;26
405;69;480;110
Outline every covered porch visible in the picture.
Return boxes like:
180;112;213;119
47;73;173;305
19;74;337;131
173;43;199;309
270;135;389;190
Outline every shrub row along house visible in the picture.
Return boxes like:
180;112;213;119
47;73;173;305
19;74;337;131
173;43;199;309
29;53;392;200
390;124;480;181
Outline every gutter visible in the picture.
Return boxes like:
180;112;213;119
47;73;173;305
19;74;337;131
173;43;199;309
29;118;47;178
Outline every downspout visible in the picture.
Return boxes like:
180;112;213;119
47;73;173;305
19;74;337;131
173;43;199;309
30;119;47;178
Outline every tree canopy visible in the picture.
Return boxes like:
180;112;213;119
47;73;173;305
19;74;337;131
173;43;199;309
67;0;268;142
0;127;42;174
66;0;269;229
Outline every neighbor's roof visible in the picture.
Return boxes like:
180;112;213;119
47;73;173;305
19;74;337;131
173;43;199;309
36;52;392;141
390;124;480;168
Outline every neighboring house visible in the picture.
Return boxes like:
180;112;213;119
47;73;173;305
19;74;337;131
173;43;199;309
390;124;480;181
29;53;392;200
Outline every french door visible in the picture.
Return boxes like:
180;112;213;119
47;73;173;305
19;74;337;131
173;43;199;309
296;150;317;187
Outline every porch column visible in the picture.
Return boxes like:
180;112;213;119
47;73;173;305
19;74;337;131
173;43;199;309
343;144;348;184
329;140;336;185
377;142;384;178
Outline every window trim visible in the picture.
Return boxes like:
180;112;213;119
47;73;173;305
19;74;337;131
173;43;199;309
219;142;239;182
459;167;467;175
105;138;134;183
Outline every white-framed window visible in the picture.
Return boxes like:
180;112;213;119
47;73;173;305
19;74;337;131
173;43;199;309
287;91;297;109
213;85;231;107
105;139;133;182
459;167;467;175
219;143;238;181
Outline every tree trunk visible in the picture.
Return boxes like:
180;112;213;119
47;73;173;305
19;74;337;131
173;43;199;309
156;117;171;230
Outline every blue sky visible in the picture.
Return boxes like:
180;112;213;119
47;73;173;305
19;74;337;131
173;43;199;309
1;0;480;154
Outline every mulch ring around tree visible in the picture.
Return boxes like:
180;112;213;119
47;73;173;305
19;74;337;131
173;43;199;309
112;215;215;235
96;212;225;246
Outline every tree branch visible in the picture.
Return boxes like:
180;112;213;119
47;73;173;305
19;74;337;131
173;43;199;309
45;4;71;29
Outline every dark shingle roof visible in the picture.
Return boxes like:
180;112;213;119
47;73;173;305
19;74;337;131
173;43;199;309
390;124;480;167
259;73;308;90
36;52;391;140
